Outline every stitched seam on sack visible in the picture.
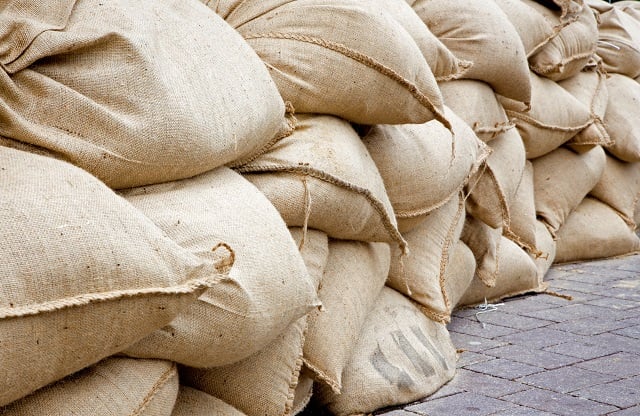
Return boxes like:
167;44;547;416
243;32;452;131
284;321;308;416
527;17;578;58
530;50;596;74
434;59;473;82
412;299;449;325
130;364;178;416
438;192;465;314
505;109;593;132
301;358;341;394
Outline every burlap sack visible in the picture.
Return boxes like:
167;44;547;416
555;197;640;263
527;0;599;81
461;215;503;289
505;161;538;252
172;386;246;416
203;0;447;126
0;147;222;406
458;236;542;307
292;368;315;416
590;155;640;230
304;240;390;394
439;80;515;142
411;0;531;105
0;0;287;189
317;287;457;416
603;74;640;162
387;194;466;324
238;114;406;252
362;106;486;227
181;317;308;416
289;227;330;290
120;168;319;368
494;0;561;55
500;71;593;159
1;358;179;415
533;146;606;236
533;220;558;281
466;128;526;230
444;241;477;311
593;5;640;78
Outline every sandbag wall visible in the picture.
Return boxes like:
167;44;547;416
1;0;639;415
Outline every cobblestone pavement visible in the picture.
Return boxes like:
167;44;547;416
375;254;640;416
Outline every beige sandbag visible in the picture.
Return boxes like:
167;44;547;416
362;106;486;226
289;227;330;289
387;194;466;324
500;71;593;159
603;73;640;162
205;0;447;126
533;146;606;236
555;197;640;263
1;358;179;415
594;5;640;78
0;147;222;407
238;114;406;252
458;236;542;307
461;215;503;289
172;386;246;416
527;0;599;81
590;155;640;229
466;128;526;230
304;240;390;394
0;0;287;189
505;161;538;252
411;0;531;105
120;168;319;368
494;0;562;55
292;368;315;416
532;220;557;281
317;287;457;416
439;79;514;142
445;241;477;311
181;317;307;416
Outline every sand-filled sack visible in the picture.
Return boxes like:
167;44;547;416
444;240;477;311
603;73;640;162
461;215;503;289
0;0;287;189
120;168;319;368
0;147;221;406
533;146;606;236
1;358;179;415
533;220;558;280
362;106;486;228
410;0;531;105
593;3;640;78
171;386;246;416
505;161;538;252
590;155;640;229
204;0;447;126
239;114;406;251
317;287;457;416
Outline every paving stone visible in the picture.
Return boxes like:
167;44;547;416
424;380;465;400
501;388;619;416
607;406;640;416
406;392;516;416
456;351;495;368
592;333;640;354
537;289;602;303
559;268;634;284
516;365;619;393
548;279;604;294
495;327;583;349
572;378;640;408
465;358;544;380
546;316;634;336
471;310;553;331
449;332;509;353
488;405;558;415
497;295;570;313
520;303;612;323
575;352;640;378
535;293;579;307
543;339;622;360
592;285;640;301
613;324;640;339
448;317;519;338
374;410;417;416
484;344;582;370
586;297;640;310
435;369;529;398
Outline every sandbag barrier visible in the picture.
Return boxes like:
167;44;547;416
1;0;639;414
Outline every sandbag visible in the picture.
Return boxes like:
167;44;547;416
387;194;466;324
505;161;538;252
494;0;562;55
590;155;640;229
532;220;557;281
362;106;486;227
0;0;287;189
603;73;640;162
304;240;390;394
439;79;514;142
444;241;477;311
289;227;330;289
181;317;307;416
461;215;503;289
410;0;531;105
292;369;315;416
172;387;246;416
239;114;406;251
120;168;319;368
555;197;640;263
593;4;640;78
0;147;221;406
533;146;606;236
317;287;457;416
204;0;447;126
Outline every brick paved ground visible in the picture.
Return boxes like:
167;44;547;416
375;254;640;416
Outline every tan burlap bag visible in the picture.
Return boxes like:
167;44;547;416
500;71;593;159
461;215;503;289
439;80;515;142
120;168;319;368
505;161;538;253
387;194;466;324
181;317;308;416
0;147;223;407
594;5;640;78
0;0;287;189
362;106;486;229
203;0;447;126
590;155;640;230
494;0;562;55
444;241;477;311
1;358;179;415
317;287;457;416
555;197;640;263
289;227;330;290
291;368;315;416
238;114;406;252
533;146;606;236
603;74;640;162
411;0;531;105
466;128;526;230
533;220;558;281
304;240;390;394
172;387;246;416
